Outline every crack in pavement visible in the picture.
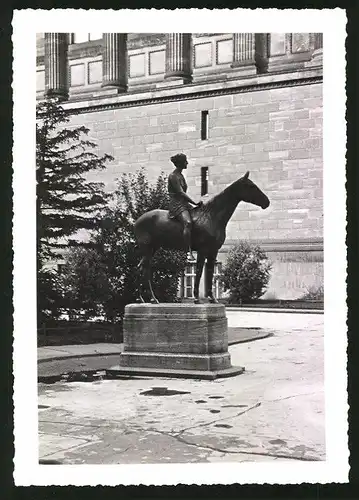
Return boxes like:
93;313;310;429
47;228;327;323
175;402;262;435
140;427;321;462
40;438;101;460
39;431;101;445
39;393;323;463
127;399;322;462
266;392;321;403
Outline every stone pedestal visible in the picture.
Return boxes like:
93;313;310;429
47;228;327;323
113;304;244;380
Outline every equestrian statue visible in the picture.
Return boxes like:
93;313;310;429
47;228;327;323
134;153;270;304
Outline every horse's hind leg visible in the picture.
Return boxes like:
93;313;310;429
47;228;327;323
138;246;159;304
143;256;159;304
193;253;205;304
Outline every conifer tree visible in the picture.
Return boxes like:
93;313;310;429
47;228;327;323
36;98;113;266
36;98;113;322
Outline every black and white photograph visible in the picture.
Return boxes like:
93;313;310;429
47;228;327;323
13;9;348;486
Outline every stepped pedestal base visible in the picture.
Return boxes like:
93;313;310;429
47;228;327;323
113;303;244;380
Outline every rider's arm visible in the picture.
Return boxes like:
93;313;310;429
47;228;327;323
169;174;200;206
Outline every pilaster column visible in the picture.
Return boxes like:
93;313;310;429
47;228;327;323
312;33;323;64
164;33;192;83
102;33;127;91
254;33;269;74
44;33;69;100
313;33;323;50
306;33;323;68
231;33;256;75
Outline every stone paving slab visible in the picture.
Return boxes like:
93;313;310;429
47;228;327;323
225;310;324;331
37;313;324;464
38;343;125;362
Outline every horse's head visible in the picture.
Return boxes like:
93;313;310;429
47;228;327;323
239;171;270;209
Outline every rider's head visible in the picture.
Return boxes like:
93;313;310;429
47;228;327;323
171;153;188;170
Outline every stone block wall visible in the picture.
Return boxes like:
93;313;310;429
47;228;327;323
65;82;323;299
265;257;323;300
68;82;323;241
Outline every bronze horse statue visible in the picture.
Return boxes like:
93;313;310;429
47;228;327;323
134;171;270;304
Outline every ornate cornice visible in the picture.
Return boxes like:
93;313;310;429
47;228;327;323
62;74;322;115
128;33;166;50
68;41;103;60
194;33;224;38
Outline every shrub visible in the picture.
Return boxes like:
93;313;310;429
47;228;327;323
300;284;324;301
219;241;272;304
58;169;187;322
59;247;109;320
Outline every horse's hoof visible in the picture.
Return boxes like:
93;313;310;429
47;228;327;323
194;298;201;304
207;296;218;304
150;298;159;304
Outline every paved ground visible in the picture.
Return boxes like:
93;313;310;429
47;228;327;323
38;311;324;464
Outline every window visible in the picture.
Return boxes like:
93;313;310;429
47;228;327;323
129;53;146;78
36;70;45;91
201;167;209;196
194;42;212;68
70;63;85;87
88;60;102;84
149;50;165;75
203;262;223;299
216;39;233;64
179;260;222;300
179;262;196;299
201;110;209;140
89;33;102;41
72;33;102;44
184;263;196;298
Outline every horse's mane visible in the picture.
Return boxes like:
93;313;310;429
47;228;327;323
191;181;238;222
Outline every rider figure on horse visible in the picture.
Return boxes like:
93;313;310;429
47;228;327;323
168;153;203;262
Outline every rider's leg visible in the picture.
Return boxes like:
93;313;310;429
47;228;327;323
181;210;195;261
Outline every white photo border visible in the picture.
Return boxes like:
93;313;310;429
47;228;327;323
12;8;348;486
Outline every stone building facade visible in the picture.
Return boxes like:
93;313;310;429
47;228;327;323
36;33;323;300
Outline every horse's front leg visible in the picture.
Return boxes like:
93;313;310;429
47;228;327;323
148;274;159;304
193;253;205;304
205;254;218;304
144;259;159;304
